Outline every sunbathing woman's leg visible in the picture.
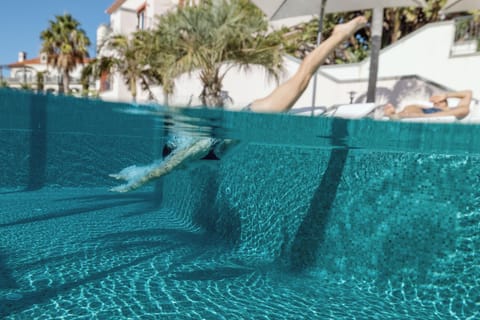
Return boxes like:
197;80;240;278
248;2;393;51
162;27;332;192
250;16;368;113
383;103;436;119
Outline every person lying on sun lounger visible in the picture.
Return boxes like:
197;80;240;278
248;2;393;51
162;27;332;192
109;16;368;192
382;90;472;120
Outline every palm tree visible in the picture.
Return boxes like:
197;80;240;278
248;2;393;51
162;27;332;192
97;31;158;102
40;14;90;94
80;61;96;97
153;0;284;107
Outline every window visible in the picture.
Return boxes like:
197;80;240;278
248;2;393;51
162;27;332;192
40;53;48;64
137;3;146;30
100;71;112;92
15;68;33;83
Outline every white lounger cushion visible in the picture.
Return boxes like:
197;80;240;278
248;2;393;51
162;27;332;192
289;103;377;118
399;116;457;123
328;103;377;119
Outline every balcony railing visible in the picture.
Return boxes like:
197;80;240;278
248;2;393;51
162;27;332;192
3;76;86;86
451;15;480;56
0;65;95;86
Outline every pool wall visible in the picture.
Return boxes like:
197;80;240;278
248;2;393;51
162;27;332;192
159;140;479;315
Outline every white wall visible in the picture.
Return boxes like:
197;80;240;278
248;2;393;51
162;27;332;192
148;0;176;28
110;9;138;35
142;57;343;110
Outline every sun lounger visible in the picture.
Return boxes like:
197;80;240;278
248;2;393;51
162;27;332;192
290;99;480;123
393;99;480;123
325;103;377;119
288;106;329;116
289;103;377;119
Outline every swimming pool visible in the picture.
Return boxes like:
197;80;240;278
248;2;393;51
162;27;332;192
0;88;479;319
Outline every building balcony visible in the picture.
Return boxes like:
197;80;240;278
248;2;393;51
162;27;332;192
3;76;86;86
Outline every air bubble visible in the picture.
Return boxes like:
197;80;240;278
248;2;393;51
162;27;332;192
5;292;23;301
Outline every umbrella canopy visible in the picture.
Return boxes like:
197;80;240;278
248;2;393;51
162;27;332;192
442;0;480;14
256;0;427;21
251;0;427;110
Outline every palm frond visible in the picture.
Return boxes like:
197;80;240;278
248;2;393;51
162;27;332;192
150;0;284;107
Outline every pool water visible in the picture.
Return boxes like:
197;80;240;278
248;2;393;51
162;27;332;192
0;89;479;319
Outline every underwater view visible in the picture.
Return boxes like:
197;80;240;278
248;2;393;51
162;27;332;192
0;89;479;319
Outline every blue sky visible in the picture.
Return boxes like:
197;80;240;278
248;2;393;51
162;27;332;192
0;0;114;65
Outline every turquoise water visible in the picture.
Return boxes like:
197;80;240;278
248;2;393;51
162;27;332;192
0;89;479;319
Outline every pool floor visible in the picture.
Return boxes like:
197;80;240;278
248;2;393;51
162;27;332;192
0;187;458;319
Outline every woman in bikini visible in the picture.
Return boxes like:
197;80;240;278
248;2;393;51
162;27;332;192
383;90;472;120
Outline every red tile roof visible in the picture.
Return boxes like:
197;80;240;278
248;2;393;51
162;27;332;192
8;58;41;68
137;1;147;13
8;57;91;68
106;0;127;14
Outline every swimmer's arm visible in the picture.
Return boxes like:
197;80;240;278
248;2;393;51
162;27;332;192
110;138;214;192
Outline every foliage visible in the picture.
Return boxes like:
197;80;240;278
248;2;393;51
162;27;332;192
382;0;449;45
95;31;158;101
279;0;468;64
20;83;32;91
281;12;371;64
151;0;284;107
40;14;90;93
80;62;92;97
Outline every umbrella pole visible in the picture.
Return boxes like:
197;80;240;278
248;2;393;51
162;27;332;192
366;7;384;103
310;0;327;116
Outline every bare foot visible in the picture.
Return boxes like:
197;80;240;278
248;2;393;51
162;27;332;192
383;103;396;116
332;16;368;40
382;103;402;119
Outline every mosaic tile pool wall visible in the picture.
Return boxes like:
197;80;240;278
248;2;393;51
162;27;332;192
0;89;159;188
0;89;479;319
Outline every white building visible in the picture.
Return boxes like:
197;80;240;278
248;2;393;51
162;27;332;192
98;2;480;109
98;0;200;101
4;51;90;94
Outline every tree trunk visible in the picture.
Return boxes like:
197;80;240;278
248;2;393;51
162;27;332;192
130;79;137;102
82;81;89;97
201;83;223;107
36;72;45;93
200;69;223;108
391;9;401;43
163;91;169;106
63;70;70;94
